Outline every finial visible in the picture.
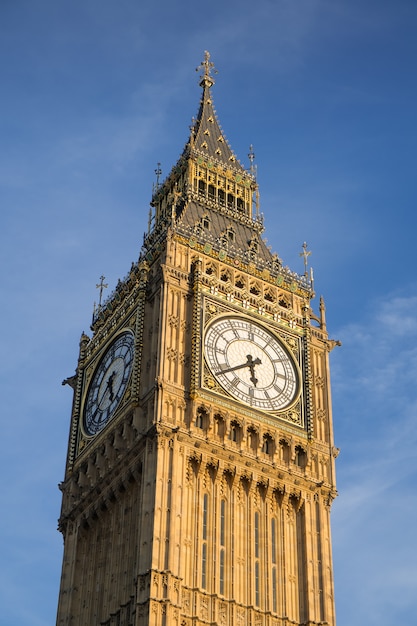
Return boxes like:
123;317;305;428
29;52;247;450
248;144;257;179
299;242;311;277
96;275;108;308
320;295;327;331
196;51;217;88
148;207;153;234
153;162;162;194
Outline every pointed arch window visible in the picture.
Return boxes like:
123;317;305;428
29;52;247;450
262;433;274;456
229;420;241;444
196;407;208;430
295;445;307;468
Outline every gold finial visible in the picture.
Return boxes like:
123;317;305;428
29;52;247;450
299;242;311;277
196;51;217;88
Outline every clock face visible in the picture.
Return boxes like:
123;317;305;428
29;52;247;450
204;316;299;412
83;331;134;436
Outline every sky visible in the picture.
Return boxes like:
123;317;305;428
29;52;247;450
1;0;416;624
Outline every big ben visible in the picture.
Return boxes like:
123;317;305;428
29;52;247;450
56;52;339;626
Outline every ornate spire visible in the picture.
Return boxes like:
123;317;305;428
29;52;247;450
191;53;246;175
196;50;217;88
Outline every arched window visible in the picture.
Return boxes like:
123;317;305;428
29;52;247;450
295;445;307;468
196;407;208;430
262;434;274;455
214;413;225;439
279;439;290;464
248;426;258;453
230;420;241;443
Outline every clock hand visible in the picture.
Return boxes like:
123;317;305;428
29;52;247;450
106;370;116;402
216;355;262;384
246;354;261;387
97;371;117;409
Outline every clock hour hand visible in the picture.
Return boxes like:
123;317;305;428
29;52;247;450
216;354;262;387
246;354;261;387
106;370;116;402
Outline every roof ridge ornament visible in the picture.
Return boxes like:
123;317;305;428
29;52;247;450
196;50;218;88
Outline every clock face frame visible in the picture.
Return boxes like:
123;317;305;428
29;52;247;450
204;316;300;412
82;331;134;437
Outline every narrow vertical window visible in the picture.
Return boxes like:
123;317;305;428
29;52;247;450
254;511;260;606
203;494;208;541
272;566;277;613
271;518;277;564
219;548;225;595
202;494;208;589
255;561;260;607
254;512;259;559
219;499;226;595
220;499;225;547
202;543;207;590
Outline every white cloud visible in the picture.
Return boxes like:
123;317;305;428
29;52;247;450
332;288;417;625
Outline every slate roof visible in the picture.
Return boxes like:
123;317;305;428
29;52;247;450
175;201;277;268
189;79;247;176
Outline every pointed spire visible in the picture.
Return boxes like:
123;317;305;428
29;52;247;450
191;52;246;175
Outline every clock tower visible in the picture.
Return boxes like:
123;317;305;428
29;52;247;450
57;52;339;626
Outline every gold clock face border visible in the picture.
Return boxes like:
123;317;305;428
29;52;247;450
80;329;135;438
202;313;301;415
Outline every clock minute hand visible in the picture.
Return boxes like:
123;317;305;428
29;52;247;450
216;361;251;375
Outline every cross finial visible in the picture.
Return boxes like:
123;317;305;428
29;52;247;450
196;51;217;88
299;242;311;276
96;275;108;307
154;162;162;190
248;144;257;178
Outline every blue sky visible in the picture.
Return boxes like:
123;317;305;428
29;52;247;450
1;1;416;624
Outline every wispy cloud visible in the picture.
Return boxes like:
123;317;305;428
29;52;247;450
332;288;417;625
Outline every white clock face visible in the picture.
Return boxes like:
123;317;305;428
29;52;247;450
204;316;299;412
83;331;134;436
